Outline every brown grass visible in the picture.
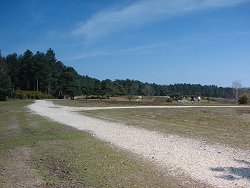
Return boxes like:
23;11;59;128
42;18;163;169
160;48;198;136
83;107;250;150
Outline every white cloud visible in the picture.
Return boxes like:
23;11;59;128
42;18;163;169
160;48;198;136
68;27;250;60
67;42;164;60
72;0;249;40
68;40;185;60
69;50;114;60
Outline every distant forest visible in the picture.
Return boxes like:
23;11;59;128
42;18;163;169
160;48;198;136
0;49;235;99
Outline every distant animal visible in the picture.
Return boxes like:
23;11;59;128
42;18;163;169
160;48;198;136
198;96;201;102
136;96;143;99
191;96;195;103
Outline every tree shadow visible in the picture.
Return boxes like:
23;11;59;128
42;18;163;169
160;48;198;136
210;160;250;181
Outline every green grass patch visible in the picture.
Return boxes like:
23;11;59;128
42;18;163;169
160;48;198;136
0;100;85;154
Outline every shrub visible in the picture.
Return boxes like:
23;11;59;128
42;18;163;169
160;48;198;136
238;94;248;104
43;93;53;99
14;90;27;99
127;95;133;101
14;90;53;99
166;98;172;102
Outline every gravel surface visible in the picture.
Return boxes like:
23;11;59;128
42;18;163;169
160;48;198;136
28;100;250;188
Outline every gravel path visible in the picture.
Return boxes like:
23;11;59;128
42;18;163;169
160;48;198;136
28;100;250;188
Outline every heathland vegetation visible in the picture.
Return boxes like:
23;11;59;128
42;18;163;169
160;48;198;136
0;49;246;101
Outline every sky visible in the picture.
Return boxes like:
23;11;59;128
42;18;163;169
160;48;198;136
1;0;250;87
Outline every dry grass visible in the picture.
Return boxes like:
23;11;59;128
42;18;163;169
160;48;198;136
53;96;236;108
83;107;250;150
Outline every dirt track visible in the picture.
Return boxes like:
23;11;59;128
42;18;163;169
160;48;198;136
28;100;250;188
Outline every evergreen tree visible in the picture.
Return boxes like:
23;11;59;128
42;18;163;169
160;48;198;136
33;51;46;92
0;70;12;101
101;79;113;98
5;53;21;92
80;75;95;97
0;51;7;72
20;50;33;90
45;48;57;94
93;80;102;96
62;67;80;100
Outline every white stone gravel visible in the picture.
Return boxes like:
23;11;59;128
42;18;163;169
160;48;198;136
28;100;250;188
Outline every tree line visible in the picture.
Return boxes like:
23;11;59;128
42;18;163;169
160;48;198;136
0;49;235;100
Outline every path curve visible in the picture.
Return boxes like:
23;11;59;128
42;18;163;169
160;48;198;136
28;100;250;188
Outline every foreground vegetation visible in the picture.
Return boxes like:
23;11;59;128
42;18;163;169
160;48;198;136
1;100;206;187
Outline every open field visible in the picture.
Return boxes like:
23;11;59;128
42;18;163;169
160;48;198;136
0;100;196;188
28;100;250;188
53;96;235;107
82;107;250;150
53;98;250;149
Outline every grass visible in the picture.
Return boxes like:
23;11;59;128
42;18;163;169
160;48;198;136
52;98;175;107
53;96;236;108
82;107;250;150
1;100;200;187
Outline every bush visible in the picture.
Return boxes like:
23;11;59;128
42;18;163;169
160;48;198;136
43;93;53;99
14;90;53;99
14;90;27;99
166;98;172;102
238;94;248;104
127;95;133;101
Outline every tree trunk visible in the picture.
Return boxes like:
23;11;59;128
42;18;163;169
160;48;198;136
36;77;39;91
27;81;30;90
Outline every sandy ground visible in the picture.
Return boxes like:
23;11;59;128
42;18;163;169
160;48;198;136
28;100;250;188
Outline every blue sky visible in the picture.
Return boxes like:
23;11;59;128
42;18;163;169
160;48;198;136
1;0;250;87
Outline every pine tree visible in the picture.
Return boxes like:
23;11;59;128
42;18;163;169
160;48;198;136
62;67;80;100
0;70;12;101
